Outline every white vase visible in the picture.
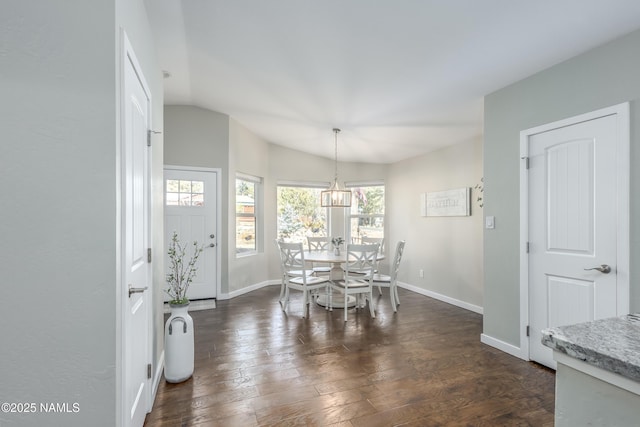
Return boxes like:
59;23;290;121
164;302;194;383
334;247;340;256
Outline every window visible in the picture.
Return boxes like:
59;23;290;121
277;183;327;242
236;174;261;255
347;183;385;244
165;179;204;206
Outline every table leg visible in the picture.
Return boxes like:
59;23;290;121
316;262;357;308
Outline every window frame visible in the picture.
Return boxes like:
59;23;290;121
346;181;385;245
235;173;262;257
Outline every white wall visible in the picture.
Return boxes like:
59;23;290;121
388;138;484;309
227;118;271;294
0;1;161;425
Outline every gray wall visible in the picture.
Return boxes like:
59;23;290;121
484;29;640;346
164;105;230;293
0;1;162;425
388;138;484;308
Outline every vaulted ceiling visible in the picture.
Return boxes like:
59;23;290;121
146;0;640;163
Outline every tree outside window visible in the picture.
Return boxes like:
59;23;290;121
277;186;326;241
349;185;385;243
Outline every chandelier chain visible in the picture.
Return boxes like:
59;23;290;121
333;128;340;182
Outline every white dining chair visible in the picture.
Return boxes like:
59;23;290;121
361;236;385;293
306;236;331;275
278;241;330;318
275;239;314;304
373;240;405;312
330;243;379;322
361;236;385;254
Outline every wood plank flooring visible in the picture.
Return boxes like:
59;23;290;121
145;286;555;426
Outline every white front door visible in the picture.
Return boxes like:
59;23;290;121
122;35;152;427
523;105;629;369
164;168;218;300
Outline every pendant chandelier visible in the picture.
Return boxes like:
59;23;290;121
321;128;352;207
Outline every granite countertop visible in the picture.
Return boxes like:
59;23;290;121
542;314;640;383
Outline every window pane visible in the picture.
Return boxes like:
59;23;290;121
349;185;385;243
350;216;384;243
191;180;204;193
236;216;256;253
166;179;206;207
277;186;326;241
191;193;204;206
350;186;385;215
166;180;179;192
236;178;257;253
166;192;179;206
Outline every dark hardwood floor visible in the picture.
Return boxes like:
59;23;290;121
145;286;555;426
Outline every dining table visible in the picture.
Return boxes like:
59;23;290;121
302;250;385;308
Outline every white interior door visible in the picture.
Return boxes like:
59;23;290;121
122;35;151;427
164;168;218;300
526;107;628;369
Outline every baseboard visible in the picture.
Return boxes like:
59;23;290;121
219;280;484;319
480;333;527;360
218;280;277;300
397;281;483;314
151;350;164;406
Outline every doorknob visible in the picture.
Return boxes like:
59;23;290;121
584;264;611;274
128;284;148;297
210;234;215;239
207;243;215;248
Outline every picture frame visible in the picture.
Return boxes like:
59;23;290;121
421;188;471;217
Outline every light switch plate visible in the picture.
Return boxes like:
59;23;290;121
485;216;495;229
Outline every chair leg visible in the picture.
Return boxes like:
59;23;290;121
343;292;348;322
368;290;376;318
302;289;308;318
378;285;382;295
390;285;397;312
394;284;400;307
279;276;286;303
283;286;290;312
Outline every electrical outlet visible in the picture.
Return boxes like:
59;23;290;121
419;269;424;278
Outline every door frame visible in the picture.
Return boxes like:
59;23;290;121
518;103;630;361
164;165;222;300
117;31;154;426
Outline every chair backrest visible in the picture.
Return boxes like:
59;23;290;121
361;236;385;254
275;239;286;275
345;243;379;280
278;241;306;273
307;236;330;251
389;240;406;282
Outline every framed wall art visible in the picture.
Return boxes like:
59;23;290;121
420;188;471;217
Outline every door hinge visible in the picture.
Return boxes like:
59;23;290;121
147;130;161;147
147;363;152;379
526;242;530;253
521;156;529;169
147;248;152;263
526;325;530;337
